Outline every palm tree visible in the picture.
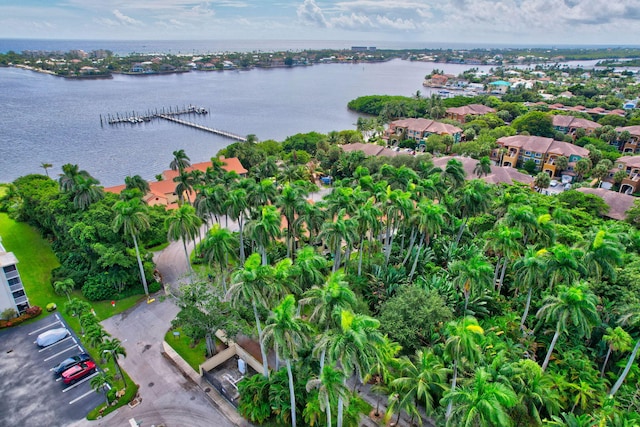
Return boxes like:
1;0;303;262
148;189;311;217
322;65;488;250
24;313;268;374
40;162;52;177
200;224;238;292
165;204;202;278
444;316;485;420
581;228;623;281
513;247;548;330
306;365;349;427
71;174;104;210
170;149;191;172
291;246;327;292
300;271;357;372
85;323;110;348
485;224;522;293
90;371;114;406
53;278;74;302
277;183;308;259
536;282;599;371
509;359;561;424
319;210;357;273
474;156;492;177
503;204;537;246
58;163;87;193
609;304;640;397
353;197;382;276
100;338;127;389
390;349;449;423
442;159;466;189
112;198;150;297
545;244;586;289
246;205;281;266
448;253;493;313
262;295;311;427
454;180;491;246
409;198;447;281
124;175;150;195
442;368;517;427
227;253;272;377
600;326;632;378
225;187;249;263
318;310;386;427
173;170;196;205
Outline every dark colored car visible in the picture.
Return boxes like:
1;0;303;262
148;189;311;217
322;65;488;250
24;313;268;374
61;360;97;385
53;353;91;376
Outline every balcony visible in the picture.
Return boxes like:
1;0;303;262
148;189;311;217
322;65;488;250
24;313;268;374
9;282;24;293
13;295;28;305
4;269;19;280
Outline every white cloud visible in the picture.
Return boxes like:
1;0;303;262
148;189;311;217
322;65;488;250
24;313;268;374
113;9;143;25
297;0;329;27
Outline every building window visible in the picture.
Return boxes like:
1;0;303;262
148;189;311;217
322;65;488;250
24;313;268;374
534;159;540;164
8;277;21;287
619;164;624;169
12;289;25;299
3;265;16;274
525;151;531;156
535;153;542;158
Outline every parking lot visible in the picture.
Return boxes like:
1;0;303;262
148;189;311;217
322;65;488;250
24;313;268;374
0;313;104;427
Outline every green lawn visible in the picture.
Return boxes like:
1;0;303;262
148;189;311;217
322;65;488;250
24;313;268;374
164;327;207;371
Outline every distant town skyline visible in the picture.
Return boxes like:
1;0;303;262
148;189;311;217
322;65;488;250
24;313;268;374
2;0;640;47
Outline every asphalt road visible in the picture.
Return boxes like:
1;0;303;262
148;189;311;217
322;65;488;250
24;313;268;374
0;313;104;427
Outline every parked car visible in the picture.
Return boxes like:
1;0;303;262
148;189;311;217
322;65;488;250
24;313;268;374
36;328;69;347
61;361;96;385
52;353;91;376
550;180;559;187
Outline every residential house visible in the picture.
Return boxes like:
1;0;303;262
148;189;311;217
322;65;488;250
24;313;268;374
385;118;462;145
445;104;496;123
0;237;30;315
616;126;640;154
105;157;248;209
488;80;511;94
340;143;405;158
608;155;640;194
576;188;636;220
552;115;601;135
432;156;534;186
493;135;589;178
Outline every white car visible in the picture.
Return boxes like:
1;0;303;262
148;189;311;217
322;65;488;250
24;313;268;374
550;180;559;187
36;328;69;347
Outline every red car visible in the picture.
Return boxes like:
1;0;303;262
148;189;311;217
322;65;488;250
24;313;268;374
61;360;96;385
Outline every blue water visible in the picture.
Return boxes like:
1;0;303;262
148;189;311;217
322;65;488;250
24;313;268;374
1;58;473;186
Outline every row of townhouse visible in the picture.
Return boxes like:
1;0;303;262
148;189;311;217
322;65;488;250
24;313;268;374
385;118;463;144
491;135;590;179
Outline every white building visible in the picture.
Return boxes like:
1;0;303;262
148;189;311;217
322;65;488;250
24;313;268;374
0;237;30;315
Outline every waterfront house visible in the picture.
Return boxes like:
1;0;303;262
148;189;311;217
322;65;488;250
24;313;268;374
616;126;640;154
488;80;511;94
385;118;462;145
105;156;248;209
445;104;496;123
552;115;601;136
493;135;589;178
0;238;30;315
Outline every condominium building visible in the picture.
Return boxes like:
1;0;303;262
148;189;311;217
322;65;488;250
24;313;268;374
0;237;30;315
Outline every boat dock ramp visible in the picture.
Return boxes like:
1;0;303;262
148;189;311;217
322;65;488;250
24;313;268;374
101;105;248;142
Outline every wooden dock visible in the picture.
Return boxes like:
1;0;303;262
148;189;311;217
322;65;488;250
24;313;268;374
158;115;248;142
101;105;249;142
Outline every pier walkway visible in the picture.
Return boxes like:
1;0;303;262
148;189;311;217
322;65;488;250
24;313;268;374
157;115;247;142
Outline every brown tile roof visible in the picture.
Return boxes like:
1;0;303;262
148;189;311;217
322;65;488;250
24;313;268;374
616;125;640;137
162;157;248;181
576;188;636;220
497;135;554;153
340;143;407;158
391;118;462;135
104;184;126;194
552;115;601;130
432;156;533;186
547;140;590;157
615;155;640;168
446;104;496;116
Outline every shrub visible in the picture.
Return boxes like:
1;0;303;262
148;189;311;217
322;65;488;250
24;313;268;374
1;308;17;320
46;303;57;312
82;276;118;301
25;306;42;317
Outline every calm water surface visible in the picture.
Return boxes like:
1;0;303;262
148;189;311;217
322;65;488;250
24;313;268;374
0;59;481;186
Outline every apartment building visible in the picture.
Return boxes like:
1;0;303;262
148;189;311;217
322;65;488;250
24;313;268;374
0;237;30;315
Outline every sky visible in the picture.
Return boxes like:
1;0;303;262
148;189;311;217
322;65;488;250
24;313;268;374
1;0;639;46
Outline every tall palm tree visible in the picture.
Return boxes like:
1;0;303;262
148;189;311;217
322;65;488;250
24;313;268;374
40;162;52;177
442;368;517;427
90;371;114;406
545;244;586;290
100;337;127;389
448;253;493;313
112;198;150;297
353;197;382;276
246;205;281;266
474;156;492;177
444;316;485;420
300;271;357;372
262;295;311;427
485;224;522;293
71;173;104;210
409;198;447;281
442;159;466;189
581;228;623;281
227;253;273;377
85;323;110;348
536;282;599;371
306;365;349;427
170;149;191;172
173;169;196;205
225;187;249;263
513;247;548;330
124;175;150;194
200;224;238;292
503;204;537;246
319;210;357;273
165;204;202;277
291;246;327;292
53;278;74;302
600;326;632;378
299;201;327;246
318;310;386;427
59;163;88;193
389;349;449;424
277;183;308;259
609;304;640;397
508;359;561;424
454;179;491;246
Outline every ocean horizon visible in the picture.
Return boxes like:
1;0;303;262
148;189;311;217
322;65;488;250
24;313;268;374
2;38;640;55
